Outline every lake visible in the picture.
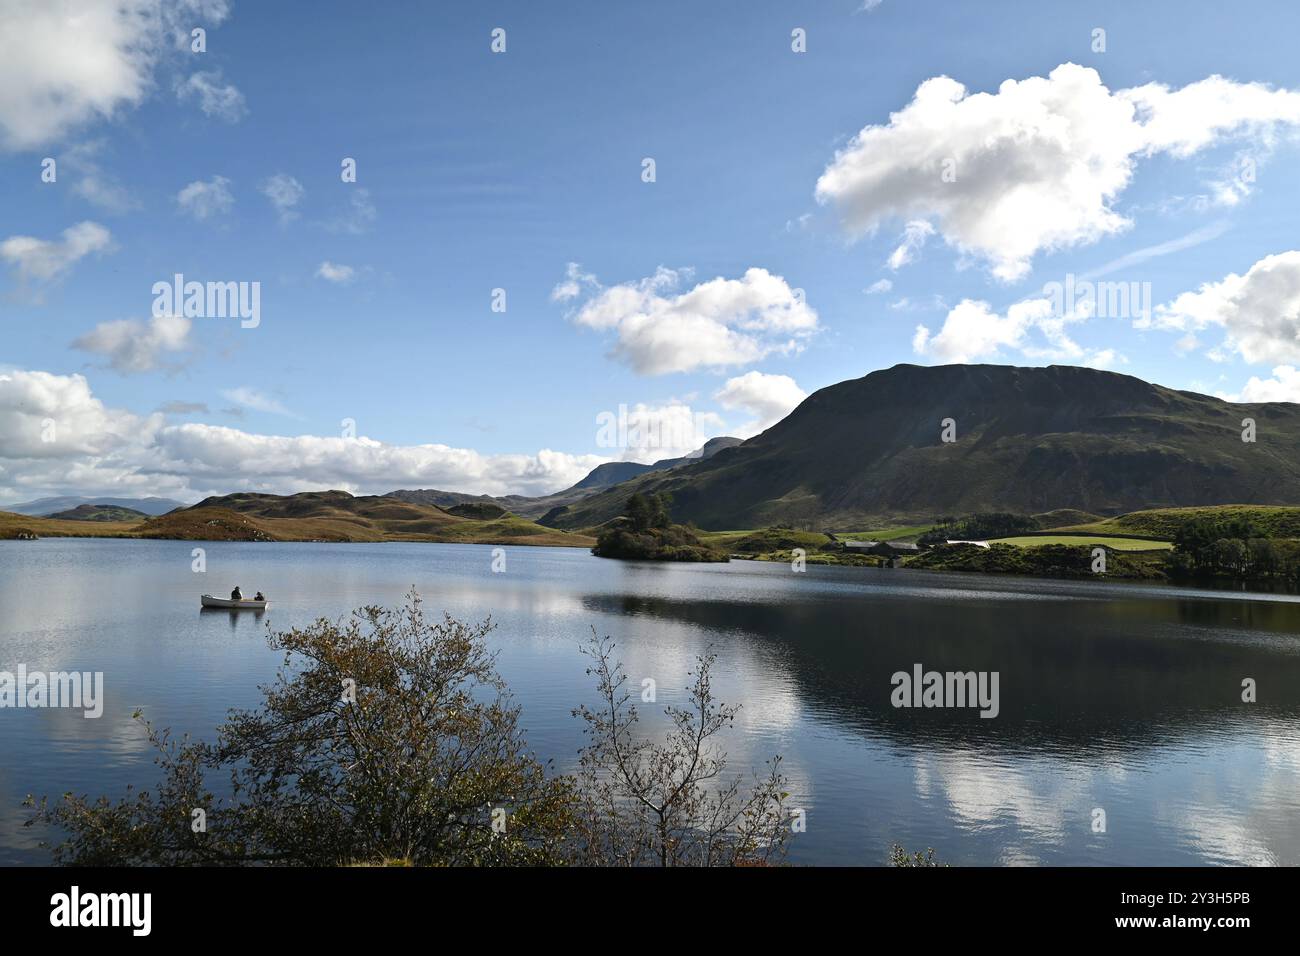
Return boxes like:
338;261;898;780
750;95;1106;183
2;537;1299;866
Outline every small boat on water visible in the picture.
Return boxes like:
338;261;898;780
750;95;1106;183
201;594;268;610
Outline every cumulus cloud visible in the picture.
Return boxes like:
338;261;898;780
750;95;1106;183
1222;366;1300;403
176;175;234;220
1147;251;1300;364
0;368;609;502
561;265;819;375
912;296;1122;367
600;401;727;463
815;63;1300;281
175;69;246;122
72;314;193;374
713;372;807;437
316;261;356;284
260;173;305;224
865;278;893;294
913;299;1051;363
0;221;112;283
0;0;231;150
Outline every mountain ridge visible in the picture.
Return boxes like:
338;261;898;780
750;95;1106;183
541;363;1300;530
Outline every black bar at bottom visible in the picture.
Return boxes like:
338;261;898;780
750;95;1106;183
0;865;1277;941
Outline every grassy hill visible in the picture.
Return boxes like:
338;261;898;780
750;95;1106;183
543;364;1300;530
0;490;594;547
45;504;149;522
1057;505;1300;539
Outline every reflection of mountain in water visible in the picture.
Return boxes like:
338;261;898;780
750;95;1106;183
578;576;1300;755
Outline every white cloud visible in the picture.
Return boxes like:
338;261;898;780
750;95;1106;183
0;221;112;283
316;261;356;284
563;265;819;375
175;69;246;122
0;368;608;502
260;173;305;224
714;372;807;437
603;401;727;463
551;261;599;302
1222;366;1300;403
865;278;893;294
176;175;234;220
1149;251;1300;364
886;219;934;270
815;63;1300;281
913;294;1125;367
913;298;1050;363
72;314;193;374
0;0;231;150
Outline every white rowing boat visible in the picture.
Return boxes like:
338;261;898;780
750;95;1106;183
201;594;268;609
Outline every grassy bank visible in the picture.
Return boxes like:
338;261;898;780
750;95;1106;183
988;534;1172;551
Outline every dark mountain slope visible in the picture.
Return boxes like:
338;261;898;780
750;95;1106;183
543;364;1300;530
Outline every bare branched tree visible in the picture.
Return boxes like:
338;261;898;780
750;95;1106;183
569;631;790;866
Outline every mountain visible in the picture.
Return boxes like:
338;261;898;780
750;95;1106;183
45;504;148;522
568;461;656;491
1;495;187;517
385;437;742;519
541;364;1300;530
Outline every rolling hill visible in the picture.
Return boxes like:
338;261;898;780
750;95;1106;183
542;364;1300;530
1;491;593;547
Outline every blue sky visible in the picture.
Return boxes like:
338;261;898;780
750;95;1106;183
3;0;1300;502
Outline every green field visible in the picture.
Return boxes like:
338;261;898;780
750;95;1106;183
988;534;1172;551
1058;505;1300;540
833;524;932;542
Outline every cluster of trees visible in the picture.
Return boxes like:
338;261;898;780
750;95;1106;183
26;593;789;867
592;492;728;562
1169;516;1299;582
918;512;1039;546
622;492;672;533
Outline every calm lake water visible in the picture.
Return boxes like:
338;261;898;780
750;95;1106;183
2;537;1299;866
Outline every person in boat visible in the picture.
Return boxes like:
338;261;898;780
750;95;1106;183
231;586;243;601
254;591;265;602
